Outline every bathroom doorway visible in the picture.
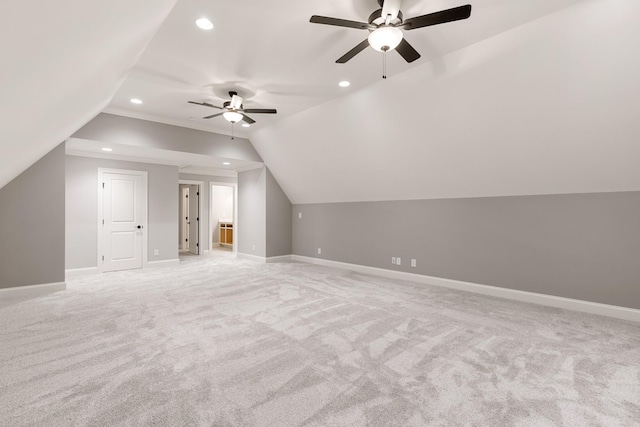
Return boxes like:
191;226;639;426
210;182;237;256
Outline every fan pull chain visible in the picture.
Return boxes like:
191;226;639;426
231;122;235;140
382;46;388;79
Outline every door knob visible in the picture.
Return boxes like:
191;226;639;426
136;225;143;229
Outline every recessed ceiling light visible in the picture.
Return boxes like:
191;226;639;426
338;81;351;87
242;123;251;128
102;148;113;152
130;98;143;104
222;162;231;166
196;18;214;30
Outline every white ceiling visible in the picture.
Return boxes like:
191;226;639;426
106;0;583;138
4;0;639;205
251;0;640;203
0;0;176;189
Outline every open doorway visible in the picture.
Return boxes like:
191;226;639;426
178;180;202;256
210;182;237;256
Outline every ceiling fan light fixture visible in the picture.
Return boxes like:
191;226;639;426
223;111;243;123
368;26;403;52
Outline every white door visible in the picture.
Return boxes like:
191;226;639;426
188;184;199;255
101;171;146;272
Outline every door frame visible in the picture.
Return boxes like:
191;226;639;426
97;168;148;273
209;181;238;254
180;186;190;251
179;179;204;255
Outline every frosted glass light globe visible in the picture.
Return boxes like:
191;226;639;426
223;111;243;123
368;27;403;52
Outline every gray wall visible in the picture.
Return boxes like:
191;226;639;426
66;155;179;269
179;173;237;253
238;168;266;257
0;143;65;288
73;113;263;162
293;192;640;310
266;169;292;257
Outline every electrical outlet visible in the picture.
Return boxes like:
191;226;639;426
298;212;302;219
154;249;159;256
411;259;417;268
396;257;401;266
392;257;396;265
317;248;322;255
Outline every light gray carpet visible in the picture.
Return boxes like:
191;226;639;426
1;257;639;426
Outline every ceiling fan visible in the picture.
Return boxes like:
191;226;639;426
310;0;472;77
188;91;277;125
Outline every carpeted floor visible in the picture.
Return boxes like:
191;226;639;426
1;256;639;426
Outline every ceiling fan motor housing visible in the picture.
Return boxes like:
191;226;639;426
368;9;403;26
223;98;243;110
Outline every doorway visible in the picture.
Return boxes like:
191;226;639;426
210;182;237;256
178;181;202;255
98;168;148;272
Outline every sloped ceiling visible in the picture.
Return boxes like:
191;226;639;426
251;0;640;203
0;0;176;189
3;0;638;204
104;0;583;139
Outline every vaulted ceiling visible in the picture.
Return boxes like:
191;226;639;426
2;0;639;202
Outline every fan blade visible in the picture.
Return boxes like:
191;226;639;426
310;15;373;30
241;114;256;124
395;38;420;63
230;95;243;110
381;0;402;22
402;5;472;30
188;101;222;109
243;109;277;114
203;112;224;119
336;39;370;63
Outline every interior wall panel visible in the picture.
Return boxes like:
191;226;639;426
293;191;640;309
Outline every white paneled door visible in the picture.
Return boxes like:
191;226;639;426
100;170;147;272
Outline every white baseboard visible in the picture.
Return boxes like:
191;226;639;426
203;250;210;256
237;253;293;263
66;267;98;278
291;255;640;323
148;259;180;269
266;255;293;263
0;282;66;299
237;253;266;262
66;260;180;277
